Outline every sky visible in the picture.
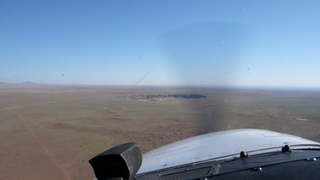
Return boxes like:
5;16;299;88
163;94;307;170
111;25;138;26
1;1;320;87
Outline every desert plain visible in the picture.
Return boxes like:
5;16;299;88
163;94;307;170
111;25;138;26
1;84;320;179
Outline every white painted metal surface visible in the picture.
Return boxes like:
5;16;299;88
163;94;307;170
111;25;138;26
137;129;320;174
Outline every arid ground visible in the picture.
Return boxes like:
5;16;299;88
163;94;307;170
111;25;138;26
1;85;320;179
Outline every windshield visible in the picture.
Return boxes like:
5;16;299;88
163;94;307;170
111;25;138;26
1;1;320;179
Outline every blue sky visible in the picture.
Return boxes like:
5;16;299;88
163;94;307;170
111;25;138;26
1;1;320;87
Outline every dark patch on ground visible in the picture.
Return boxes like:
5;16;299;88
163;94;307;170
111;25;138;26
105;118;128;122
129;93;206;99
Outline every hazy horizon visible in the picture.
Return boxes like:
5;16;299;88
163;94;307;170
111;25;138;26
1;81;320;91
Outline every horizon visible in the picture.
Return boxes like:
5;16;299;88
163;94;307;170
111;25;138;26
1;81;320;91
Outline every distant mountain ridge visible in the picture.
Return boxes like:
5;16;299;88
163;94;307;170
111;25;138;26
21;81;35;84
0;81;36;84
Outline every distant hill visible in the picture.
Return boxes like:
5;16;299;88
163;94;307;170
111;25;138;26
20;81;36;84
0;81;36;85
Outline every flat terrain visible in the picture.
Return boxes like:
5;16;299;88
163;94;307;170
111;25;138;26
1;85;320;180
